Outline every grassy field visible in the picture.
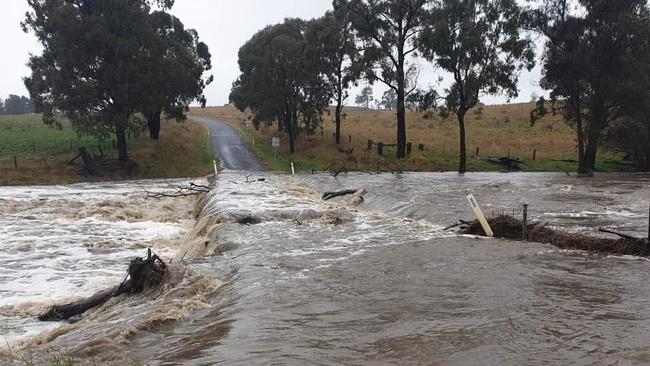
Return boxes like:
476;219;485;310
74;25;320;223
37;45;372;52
191;103;631;173
0;114;215;186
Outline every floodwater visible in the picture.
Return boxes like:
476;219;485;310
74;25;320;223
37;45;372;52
1;172;650;365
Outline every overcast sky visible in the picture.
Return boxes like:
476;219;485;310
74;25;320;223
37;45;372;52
1;0;544;107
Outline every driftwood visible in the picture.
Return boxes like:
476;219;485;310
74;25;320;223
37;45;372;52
462;215;650;257
38;250;167;321
146;182;213;198
322;189;360;201
79;147;103;176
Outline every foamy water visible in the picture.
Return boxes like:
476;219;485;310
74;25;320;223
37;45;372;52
0;180;197;346
2;172;650;365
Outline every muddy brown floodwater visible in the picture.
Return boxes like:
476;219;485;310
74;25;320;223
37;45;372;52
1;172;650;365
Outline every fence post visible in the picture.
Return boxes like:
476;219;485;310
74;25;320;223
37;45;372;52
32;141;36;153
406;142;412;155
367;139;373;151
533;149;537;161
475;146;480;158
349;135;352;143
13;156;18;169
522;204;529;241
377;142;384;156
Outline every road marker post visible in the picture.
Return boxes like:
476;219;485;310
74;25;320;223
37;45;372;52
291;162;295;175
213;160;218;176
466;194;494;237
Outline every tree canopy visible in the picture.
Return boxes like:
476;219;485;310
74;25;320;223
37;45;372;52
306;9;361;145
141;11;213;140
530;0;650;173
2;95;34;115
338;0;431;158
23;0;211;164
230;19;331;154
419;0;535;174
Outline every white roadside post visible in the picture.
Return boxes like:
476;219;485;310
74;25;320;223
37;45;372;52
466;194;494;237
213;160;218;176
291;162;295;175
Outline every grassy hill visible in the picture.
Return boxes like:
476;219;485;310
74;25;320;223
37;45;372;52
0;114;214;186
191;103;629;173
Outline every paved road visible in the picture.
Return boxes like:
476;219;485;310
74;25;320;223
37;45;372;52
190;115;264;171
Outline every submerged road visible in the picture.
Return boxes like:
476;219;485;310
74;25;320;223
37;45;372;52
190;115;264;171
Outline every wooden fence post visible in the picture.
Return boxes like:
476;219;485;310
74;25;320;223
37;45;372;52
475;147;480;158
13;156;18;169
367;139;373;151
533;149;537;161
349;135;352;143
523;204;528;241
32;141;36;153
406;142;412;155
377;142;384;156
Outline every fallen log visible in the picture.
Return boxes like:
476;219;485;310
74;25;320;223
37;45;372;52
38;249;167;321
322;189;360;201
462;215;650;257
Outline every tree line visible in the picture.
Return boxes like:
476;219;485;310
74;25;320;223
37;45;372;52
231;0;650;174
22;0;212;163
0;95;34;115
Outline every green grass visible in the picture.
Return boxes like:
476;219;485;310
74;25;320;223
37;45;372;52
0;115;214;185
0;114;105;156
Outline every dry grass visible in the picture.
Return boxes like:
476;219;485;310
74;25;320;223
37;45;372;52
192;103;587;172
0;120;214;186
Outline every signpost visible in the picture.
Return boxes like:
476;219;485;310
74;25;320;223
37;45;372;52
272;137;280;159
466;194;494;237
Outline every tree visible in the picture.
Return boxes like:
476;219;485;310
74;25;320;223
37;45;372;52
337;0;431;158
306;10;361;145
230;19;330;154
23;0;173;163
419;0;534;174
381;89;397;111
603;5;650;170
4;95;29;114
355;85;374;109
140;11;213;141
530;0;649;174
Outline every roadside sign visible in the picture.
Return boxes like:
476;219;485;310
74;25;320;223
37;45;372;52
272;137;280;159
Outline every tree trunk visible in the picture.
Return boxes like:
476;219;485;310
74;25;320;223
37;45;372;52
335;100;343;145
583;130;599;174
396;50;406;159
286;113;295;154
458;110;467;174
116;128;129;163
576;112;586;174
396;89;406;159
147;110;161;140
